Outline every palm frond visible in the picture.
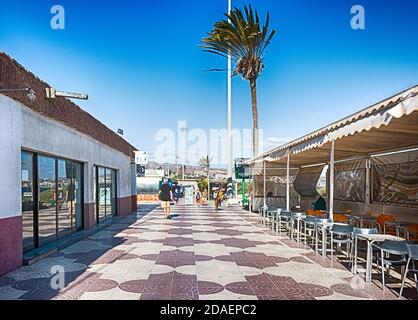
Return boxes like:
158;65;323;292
201;5;276;81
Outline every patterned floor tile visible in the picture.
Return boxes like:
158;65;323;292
0;204;412;300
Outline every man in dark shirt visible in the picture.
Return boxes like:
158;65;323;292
159;177;173;219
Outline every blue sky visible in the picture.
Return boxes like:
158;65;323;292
1;0;417;166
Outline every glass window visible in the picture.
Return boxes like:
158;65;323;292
93;166;97;221
95;166;117;223
105;168;112;217
38;156;57;245
111;169;117;216
98;167;106;223
21;152;34;250
22;152;84;251
57;160;72;237
73;162;83;229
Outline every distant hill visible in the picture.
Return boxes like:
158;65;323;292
147;161;228;180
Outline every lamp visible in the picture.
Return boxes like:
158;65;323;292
45;87;88;100
0;87;37;101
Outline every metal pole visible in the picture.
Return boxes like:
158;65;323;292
286;153;290;211
365;156;371;209
227;0;233;181
207;169;210;203
263;160;266;208
329;140;335;220
242;178;246;204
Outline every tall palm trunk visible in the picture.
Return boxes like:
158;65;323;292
250;78;259;157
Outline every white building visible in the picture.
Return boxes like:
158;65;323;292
0;52;138;275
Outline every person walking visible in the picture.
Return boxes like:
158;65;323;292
195;189;202;207
217;189;224;209
159;177;173;219
172;186;179;206
214;189;219;211
202;190;207;206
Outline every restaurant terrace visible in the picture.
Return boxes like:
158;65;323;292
247;85;418;296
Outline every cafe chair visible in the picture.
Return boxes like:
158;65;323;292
314;210;324;218
277;210;293;236
303;215;317;246
373;240;409;290
406;224;418;242
315;218;333;254
273;208;283;234
376;214;396;234
306;209;315;216
333;213;349;224
399;243;418;298
291;212;307;243
265;207;277;229
330;223;354;259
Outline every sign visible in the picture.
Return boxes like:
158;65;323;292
234;158;251;179
22;170;29;182
135;151;148;165
137;165;146;177
184;186;194;205
145;169;165;177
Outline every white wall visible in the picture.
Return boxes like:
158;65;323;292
0;95;22;219
0;94;133;215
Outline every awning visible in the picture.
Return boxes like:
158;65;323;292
290;134;328;155
249;85;418;168
327;94;418;142
248;85;418;166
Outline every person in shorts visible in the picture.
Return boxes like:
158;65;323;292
159;177;173;219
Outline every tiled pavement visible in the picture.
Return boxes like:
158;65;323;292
0;204;417;300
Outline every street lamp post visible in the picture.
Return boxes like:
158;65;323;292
179;125;187;181
227;0;233;182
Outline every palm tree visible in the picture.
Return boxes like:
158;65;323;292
198;156;211;199
201;5;276;157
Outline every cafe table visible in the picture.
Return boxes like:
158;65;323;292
355;233;404;282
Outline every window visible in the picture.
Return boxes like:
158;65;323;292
94;166;117;224
57;160;83;238
21;152;34;251
21;151;84;251
38;155;57;245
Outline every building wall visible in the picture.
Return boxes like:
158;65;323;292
0;94;136;275
0;94;23;274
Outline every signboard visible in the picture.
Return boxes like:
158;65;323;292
135;151;148;165
137;165;146;177
234;158;251;179
184;186;194;205
145;169;165;177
